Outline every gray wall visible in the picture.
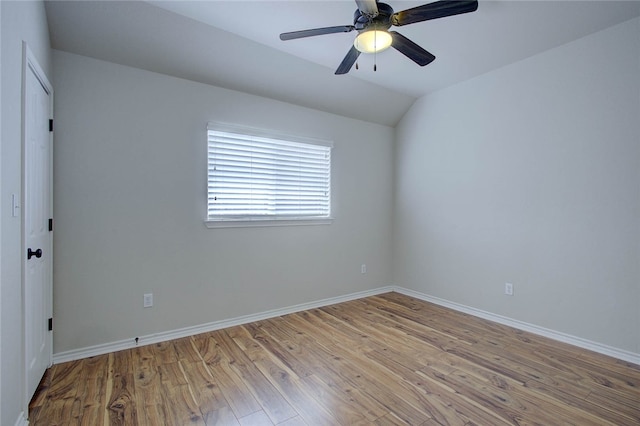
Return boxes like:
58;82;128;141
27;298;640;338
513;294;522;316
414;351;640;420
52;50;394;354
394;17;640;354
1;1;52;424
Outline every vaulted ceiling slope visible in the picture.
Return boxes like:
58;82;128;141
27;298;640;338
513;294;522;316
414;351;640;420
45;1;640;127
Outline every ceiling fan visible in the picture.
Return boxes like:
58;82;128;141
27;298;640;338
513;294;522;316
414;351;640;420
280;0;478;75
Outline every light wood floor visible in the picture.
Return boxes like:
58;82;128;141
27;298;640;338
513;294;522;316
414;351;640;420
30;292;640;425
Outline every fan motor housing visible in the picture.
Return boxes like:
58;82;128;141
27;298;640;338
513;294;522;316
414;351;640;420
353;2;394;31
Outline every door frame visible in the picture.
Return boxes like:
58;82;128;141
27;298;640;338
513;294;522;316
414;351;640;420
21;41;53;413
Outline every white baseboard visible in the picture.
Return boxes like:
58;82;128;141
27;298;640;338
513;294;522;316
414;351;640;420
393;286;640;365
53;284;639;366
53;286;395;364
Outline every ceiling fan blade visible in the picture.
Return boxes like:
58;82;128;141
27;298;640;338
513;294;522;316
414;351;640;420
355;0;379;16
390;31;436;66
335;46;361;75
280;25;355;41
392;0;478;27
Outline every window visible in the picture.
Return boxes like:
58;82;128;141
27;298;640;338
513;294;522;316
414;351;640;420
206;123;332;227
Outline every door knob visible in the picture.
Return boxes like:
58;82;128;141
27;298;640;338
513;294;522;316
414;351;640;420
27;248;42;259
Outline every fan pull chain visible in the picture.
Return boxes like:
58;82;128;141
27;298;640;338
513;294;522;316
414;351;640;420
374;31;378;72
356;61;359;70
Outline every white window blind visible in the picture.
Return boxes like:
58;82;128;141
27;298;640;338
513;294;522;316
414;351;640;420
207;125;332;224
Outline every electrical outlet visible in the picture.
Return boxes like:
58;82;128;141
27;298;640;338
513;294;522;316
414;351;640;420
504;282;514;296
143;293;153;308
361;264;367;274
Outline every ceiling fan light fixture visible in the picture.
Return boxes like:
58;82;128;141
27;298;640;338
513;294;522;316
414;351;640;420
354;30;392;53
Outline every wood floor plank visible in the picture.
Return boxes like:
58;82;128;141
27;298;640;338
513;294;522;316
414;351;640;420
533;346;640;398
156;361;207;425
333;299;470;354
277;415;308;426
173;336;205;364
262;315;431;424
132;344;167;425
243;321;315;378
72;355;109;424
198;340;263;419
35;360;84;425
280;313;440;424
300;373;376;425
373;412;412;425
365;348;511;426
259;323;386;424
356;297;483;347
30;292;640;425
523;377;637;425
584;388;640;424
187;358;257;426
228;323;339;425
179;359;230;416
320;301;463;354
578;349;640;375
215;329;298;424
106;350;138;425
455;338;597;404
238;410;274;425
28;364;55;415
448;356;616;425
366;295;519;348
28;364;57;424
158;381;206;425
434;364;567;426
203;405;241;426
191;332;224;365
150;340;179;364
77;405;102;426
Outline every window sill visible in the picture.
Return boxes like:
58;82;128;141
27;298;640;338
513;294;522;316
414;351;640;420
204;217;333;229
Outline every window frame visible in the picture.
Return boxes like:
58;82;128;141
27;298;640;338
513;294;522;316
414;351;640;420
205;122;333;229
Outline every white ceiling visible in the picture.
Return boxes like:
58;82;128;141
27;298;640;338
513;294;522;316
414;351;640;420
45;1;640;126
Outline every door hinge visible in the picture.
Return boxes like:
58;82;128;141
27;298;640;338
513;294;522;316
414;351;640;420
49;218;54;232
49;119;54;132
48;318;53;331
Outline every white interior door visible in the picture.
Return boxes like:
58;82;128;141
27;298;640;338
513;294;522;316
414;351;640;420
23;45;53;403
